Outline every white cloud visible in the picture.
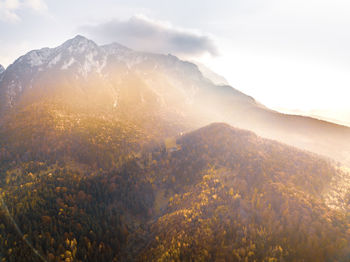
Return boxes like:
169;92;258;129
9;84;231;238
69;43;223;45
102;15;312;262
25;0;47;11
81;15;218;57
0;0;47;23
1;8;20;22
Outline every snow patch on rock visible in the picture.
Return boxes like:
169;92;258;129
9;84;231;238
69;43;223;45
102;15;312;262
61;58;76;70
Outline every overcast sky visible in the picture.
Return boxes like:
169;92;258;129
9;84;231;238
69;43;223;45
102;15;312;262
1;0;350;123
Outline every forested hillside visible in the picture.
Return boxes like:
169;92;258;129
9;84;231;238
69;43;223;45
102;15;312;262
0;123;349;261
0;36;349;262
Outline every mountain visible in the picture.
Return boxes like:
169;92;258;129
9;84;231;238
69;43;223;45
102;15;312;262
0;35;213;114
0;123;349;261
0;35;349;261
1;36;350;166
0;64;4;75
138;123;350;261
279;107;350;127
0;35;255;167
195;62;229;85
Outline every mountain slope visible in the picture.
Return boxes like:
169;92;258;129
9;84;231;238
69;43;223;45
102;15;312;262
195;62;229;85
129;123;350;261
1;36;350;166
0;123;349;261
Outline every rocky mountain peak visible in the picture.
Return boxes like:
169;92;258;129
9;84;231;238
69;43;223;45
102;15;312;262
59;35;99;54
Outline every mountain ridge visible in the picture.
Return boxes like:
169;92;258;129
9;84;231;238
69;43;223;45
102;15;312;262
1;35;350;167
0;35;239;113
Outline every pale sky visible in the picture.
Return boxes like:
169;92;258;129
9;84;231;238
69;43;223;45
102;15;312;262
1;0;350;123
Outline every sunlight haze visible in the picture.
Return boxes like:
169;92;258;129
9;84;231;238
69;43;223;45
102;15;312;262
1;0;350;123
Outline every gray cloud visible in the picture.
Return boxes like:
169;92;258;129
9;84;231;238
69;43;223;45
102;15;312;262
81;15;218;57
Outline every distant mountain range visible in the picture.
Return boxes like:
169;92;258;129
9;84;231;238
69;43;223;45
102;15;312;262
277;107;350;128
